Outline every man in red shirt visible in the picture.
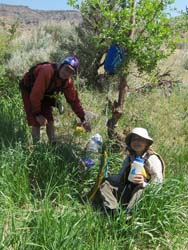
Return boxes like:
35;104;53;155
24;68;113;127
20;56;91;143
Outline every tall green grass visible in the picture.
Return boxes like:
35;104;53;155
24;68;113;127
0;85;188;249
0;93;28;146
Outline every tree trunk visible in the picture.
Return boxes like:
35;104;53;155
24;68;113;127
107;74;128;139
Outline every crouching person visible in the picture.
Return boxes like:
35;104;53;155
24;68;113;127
99;127;164;214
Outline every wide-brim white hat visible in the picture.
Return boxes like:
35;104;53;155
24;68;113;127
125;127;153;147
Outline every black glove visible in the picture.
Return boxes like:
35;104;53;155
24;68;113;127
82;121;91;132
56;100;64;115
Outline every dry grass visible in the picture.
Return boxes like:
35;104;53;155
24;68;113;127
159;48;188;84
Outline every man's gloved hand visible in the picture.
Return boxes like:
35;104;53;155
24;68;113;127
56;100;64;115
82;121;91;132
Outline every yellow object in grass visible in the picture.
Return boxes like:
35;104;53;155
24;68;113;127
75;126;85;132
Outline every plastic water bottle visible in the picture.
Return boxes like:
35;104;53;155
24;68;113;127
83;133;103;168
128;156;144;182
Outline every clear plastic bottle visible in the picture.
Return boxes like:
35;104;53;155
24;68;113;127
128;156;144;182
83;133;103;167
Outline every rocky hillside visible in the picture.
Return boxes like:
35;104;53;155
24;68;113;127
0;4;82;26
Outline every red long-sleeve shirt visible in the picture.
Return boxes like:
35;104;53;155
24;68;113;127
24;63;85;120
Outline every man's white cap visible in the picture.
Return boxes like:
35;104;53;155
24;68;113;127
125;127;153;147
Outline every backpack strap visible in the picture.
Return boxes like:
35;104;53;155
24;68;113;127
144;148;165;177
121;155;132;184
19;62;58;93
44;63;58;95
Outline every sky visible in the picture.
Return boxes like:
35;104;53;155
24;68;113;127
0;0;82;10
0;0;186;13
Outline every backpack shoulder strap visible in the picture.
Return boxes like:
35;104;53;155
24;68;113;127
121;155;132;184
144;148;165;177
44;63;58;94
28;61;51;81
20;62;57;93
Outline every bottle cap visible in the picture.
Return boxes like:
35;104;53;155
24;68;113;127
135;156;144;163
92;133;103;145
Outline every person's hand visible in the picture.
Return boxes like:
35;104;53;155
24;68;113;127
82;121;91;132
132;174;145;185
36;115;47;126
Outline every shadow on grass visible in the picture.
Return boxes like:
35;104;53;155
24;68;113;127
0;105;28;148
27;142;87;202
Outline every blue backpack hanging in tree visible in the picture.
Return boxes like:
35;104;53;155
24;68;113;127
104;43;126;74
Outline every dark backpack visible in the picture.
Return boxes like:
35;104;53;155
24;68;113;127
19;62;57;93
104;43;126;74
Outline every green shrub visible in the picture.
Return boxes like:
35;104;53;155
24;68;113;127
6;22;77;79
0;26;16;96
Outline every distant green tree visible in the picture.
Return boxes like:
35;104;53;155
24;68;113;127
0;21;17;96
68;0;183;139
62;2;108;89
